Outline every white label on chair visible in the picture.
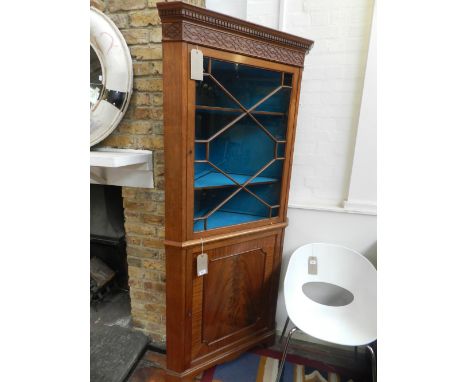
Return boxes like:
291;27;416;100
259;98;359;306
197;253;208;276
308;256;317;275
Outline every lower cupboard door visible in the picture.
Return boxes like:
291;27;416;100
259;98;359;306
190;234;279;361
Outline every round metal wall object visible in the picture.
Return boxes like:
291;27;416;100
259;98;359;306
90;7;133;146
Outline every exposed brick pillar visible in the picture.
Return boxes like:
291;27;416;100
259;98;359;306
92;0;205;346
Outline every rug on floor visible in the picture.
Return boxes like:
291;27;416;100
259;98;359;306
201;349;370;382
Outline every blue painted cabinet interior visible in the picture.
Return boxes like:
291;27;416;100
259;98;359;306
193;57;293;232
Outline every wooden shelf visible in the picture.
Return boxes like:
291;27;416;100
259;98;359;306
196;105;286;116
194;211;268;232
194;171;278;189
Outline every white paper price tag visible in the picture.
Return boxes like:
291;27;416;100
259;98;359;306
308;256;317;275
191;48;204;81
197;253;208;276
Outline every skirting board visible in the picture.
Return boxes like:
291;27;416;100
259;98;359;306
288;202;377;216
342;200;377;215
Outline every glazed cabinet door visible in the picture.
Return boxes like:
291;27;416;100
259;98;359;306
189;234;280;363
188;47;301;238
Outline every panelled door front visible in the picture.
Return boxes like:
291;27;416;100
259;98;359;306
190;234;278;361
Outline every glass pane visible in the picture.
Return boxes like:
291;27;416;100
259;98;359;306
209;115;275;176
196;76;239;109
203;189;270;231
194;162;236;189
193;220;205;232
195;108;242;140
221;189;270;218
195;142;206;161
194;187;235;219
255;87;291;114
283;72;293;87
211;59;282;109
253;113;288;141
246;182;281;207
277;142;286;158
193;57;290;232
246;161;283;210
256;159;284;179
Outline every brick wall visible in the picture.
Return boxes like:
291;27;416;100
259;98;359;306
92;0;205;346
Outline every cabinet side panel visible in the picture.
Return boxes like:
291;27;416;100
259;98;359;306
267;228;285;329
164;42;188;241
166;246;188;371
164;42;190;372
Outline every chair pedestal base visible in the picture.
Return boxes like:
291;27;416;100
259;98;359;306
275;325;297;382
279;316;290;344
277;317;377;382
366;344;377;382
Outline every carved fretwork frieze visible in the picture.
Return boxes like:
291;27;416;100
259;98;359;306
157;2;313;67
162;21;306;67
162;22;182;40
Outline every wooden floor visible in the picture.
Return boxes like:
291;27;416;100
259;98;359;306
128;336;371;382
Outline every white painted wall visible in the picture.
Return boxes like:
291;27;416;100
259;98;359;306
205;0;377;344
205;0;247;19
280;0;377;344
345;7;377;213
246;0;281;29
284;0;375;208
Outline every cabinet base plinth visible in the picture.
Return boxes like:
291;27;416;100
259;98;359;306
166;330;276;381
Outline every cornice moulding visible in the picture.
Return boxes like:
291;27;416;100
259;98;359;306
157;1;314;67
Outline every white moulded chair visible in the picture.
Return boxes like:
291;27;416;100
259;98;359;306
276;243;377;382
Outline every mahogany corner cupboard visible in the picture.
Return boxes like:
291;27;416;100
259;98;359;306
157;2;313;380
